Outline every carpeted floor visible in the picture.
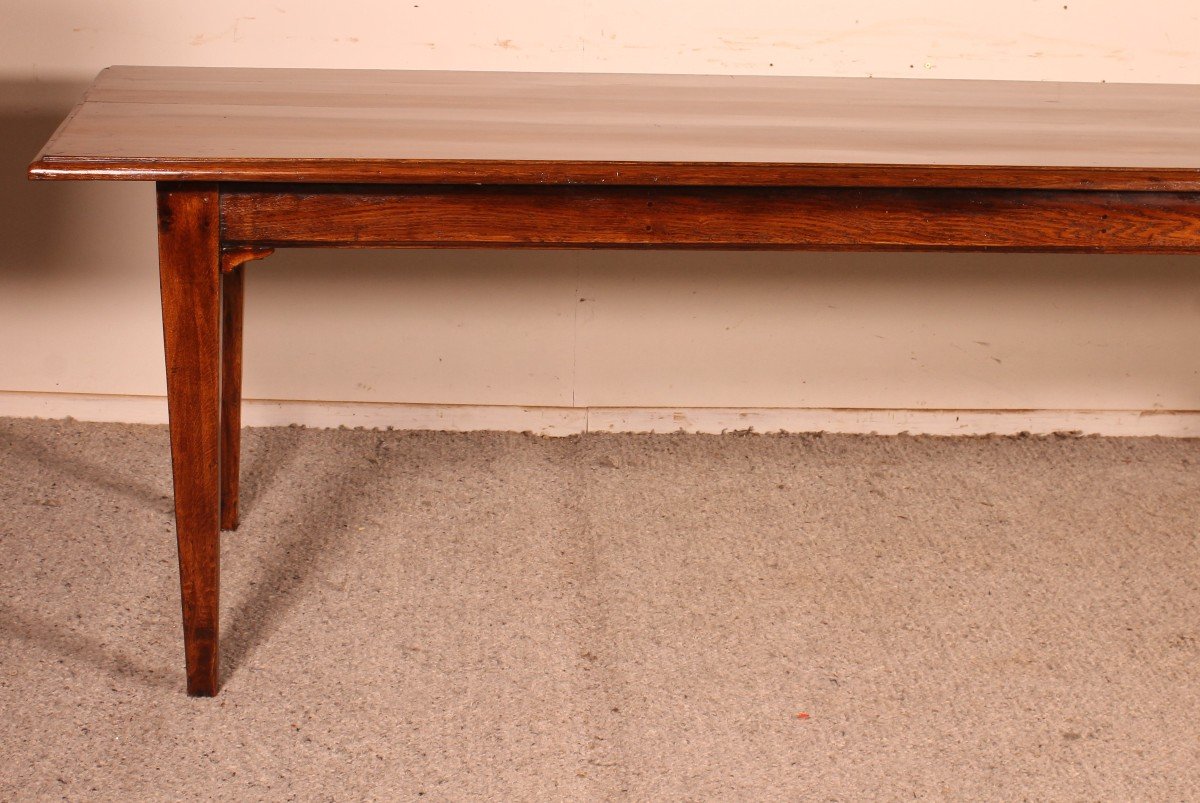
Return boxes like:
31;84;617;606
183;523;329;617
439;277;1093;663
1;416;1199;800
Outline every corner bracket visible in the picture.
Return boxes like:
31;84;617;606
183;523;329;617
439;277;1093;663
220;246;274;274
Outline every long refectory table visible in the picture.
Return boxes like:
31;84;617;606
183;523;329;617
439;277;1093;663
28;66;1200;696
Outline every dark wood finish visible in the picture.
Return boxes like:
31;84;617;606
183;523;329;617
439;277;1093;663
222;185;1200;253
220;246;274;274
30;159;1200;192
215;247;272;531
219;266;243;532
28;66;1200;191
29;66;1200;696
157;182;223;697
214;247;272;531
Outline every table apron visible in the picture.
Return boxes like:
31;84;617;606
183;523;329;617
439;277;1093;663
216;184;1200;253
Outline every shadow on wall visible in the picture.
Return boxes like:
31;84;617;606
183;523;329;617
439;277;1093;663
0;78;101;275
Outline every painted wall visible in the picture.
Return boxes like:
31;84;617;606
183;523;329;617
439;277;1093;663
3;2;1199;433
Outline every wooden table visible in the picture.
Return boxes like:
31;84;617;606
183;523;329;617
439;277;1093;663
28;66;1200;696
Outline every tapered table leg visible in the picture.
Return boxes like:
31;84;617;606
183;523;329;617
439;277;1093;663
158;182;223;696
220;266;244;532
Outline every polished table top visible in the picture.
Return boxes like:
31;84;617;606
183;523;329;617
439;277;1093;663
28;66;1200;189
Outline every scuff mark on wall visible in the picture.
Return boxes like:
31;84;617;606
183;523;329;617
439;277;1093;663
191;16;256;46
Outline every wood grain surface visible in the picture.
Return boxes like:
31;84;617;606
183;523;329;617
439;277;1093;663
157;183;223;696
221;185;1200;253
219;266;243;533
28;66;1200;190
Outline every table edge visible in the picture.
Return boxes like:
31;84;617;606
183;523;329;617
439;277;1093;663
26;157;1200;191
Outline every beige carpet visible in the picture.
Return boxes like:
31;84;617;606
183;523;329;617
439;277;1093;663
1;416;1199;800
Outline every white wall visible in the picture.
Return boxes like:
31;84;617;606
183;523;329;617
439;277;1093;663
3;1;1200;434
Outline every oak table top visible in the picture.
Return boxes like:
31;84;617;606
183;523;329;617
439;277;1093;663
28;65;1200;189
